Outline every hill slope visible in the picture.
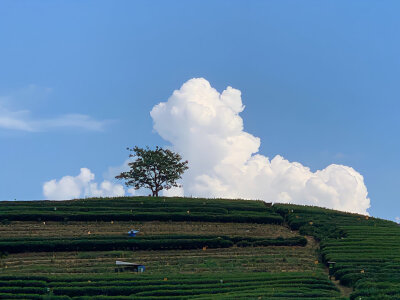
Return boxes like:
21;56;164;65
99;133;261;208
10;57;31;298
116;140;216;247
0;197;398;299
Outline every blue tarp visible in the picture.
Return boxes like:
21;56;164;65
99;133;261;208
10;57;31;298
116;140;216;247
128;229;139;237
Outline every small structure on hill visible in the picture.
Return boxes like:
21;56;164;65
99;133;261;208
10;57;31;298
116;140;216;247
128;229;139;237
115;261;145;273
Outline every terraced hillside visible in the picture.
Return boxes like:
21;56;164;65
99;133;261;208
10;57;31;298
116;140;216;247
275;204;400;300
0;197;340;299
0;197;398;299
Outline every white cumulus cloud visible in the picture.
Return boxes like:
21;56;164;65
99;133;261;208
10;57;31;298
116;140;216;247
43;168;125;200
150;78;370;214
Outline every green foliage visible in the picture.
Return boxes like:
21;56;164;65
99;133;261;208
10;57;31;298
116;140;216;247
0;293;43;299
0;219;10;225
115;146;188;197
0;197;283;224
3;197;400;299
0;281;47;287
274;203;400;300
0;234;305;254
0;287;46;294
0;273;340;299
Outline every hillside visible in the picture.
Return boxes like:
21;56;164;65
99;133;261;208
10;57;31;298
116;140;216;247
0;197;399;299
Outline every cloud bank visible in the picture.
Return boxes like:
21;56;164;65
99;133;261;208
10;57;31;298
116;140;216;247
0;86;108;132
43;168;125;200
151;78;370;214
0;106;107;132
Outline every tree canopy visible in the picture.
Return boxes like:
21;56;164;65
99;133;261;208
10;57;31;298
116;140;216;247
116;146;188;197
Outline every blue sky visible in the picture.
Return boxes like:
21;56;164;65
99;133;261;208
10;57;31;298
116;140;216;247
0;1;399;221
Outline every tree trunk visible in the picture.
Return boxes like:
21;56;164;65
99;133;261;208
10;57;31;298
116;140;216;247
154;182;160;197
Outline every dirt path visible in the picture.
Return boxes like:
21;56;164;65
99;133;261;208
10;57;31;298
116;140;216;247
330;276;353;299
304;235;353;299
261;208;353;298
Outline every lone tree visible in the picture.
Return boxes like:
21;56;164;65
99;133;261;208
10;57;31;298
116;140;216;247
116;146;188;197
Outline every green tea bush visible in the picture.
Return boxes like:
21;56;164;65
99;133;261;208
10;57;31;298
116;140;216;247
0;234;306;253
274;203;400;299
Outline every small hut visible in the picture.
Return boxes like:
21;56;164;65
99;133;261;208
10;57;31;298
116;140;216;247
115;261;145;273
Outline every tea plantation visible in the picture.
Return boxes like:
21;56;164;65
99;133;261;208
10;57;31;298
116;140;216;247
274;204;400;300
0;196;399;299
